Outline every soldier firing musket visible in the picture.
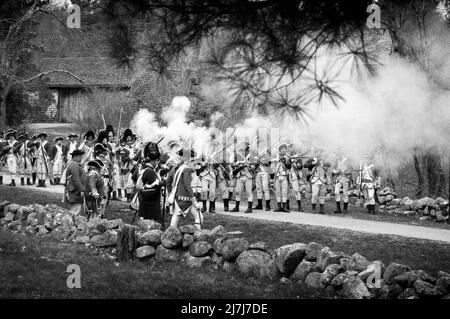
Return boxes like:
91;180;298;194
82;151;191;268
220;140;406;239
35;132;52;187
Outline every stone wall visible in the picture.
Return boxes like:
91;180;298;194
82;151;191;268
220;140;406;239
1;201;449;299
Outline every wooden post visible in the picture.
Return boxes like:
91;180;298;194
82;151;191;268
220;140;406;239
116;224;136;261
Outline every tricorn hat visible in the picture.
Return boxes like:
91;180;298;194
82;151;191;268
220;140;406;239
71;149;85;157
5;129;17;138
86;160;102;170
121;128;133;143
94;143;107;153
67;132;78;139
54;136;64;142
37;132;48;138
96;129;109;144
144;142;161;160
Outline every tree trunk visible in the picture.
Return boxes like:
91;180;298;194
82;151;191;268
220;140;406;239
116;224;137;261
413;153;424;197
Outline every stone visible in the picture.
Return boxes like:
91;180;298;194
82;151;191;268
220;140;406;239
189;241;213;257
398;288;418;299
4;212;15;222
305;272;325;289
385;195;395;202
36;225;49;236
343;253;370;272
315;247;344;272
193;229;212;242
213;237;227;253
391;198;402;206
320;264;343;286
378;186;396;197
436;276;450;293
135;245;156;259
223;231;243;239
403;199;414;210
377;196;386;204
436;211;447;222
438;271;450;278
211;252;224;267
138;230;163;247
357;261;385;283
290;260;315;282
235;250;272;278
419;216;431;221
75;236;90;244
417;197;436;208
210;225;225;236
223;261;236;272
413;279;443;298
155;245;182;262
330;271;358;288
304;242;323;262
161;226;183;249
393;270;436;288
93;230;118;247
260;259;280;280
185;255;212;268
7;220;22;231
342;276;371;299
137;219;161;232
4;203;21;215
179;224;198;234
51;226;72;241
15;206;32;221
52;212;74;230
383;263;411;284
274;243;308;276
248;241;270;253
74;215;88;227
182;234;194;249
403;211;417;217
220;238;249;262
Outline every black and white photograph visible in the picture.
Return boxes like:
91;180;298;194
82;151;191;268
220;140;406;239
0;0;449;308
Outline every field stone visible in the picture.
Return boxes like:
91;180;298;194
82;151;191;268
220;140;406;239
436;277;450;293
417;197;436;208
94;230;118;247
52;212;74;230
213;237;227;254
137;219;161;232
36;225;49;236
189;241;213;257
7;220;22;231
182;234;194;249
51;226;72;241
222;261;236;272
342;276;371;299
15;206;32;221
235;249;272;278
4;212;15;222
75;236;90;244
304;242;323;261
413;279;443;298
179;224;198;235
4;203;21;215
398;288;418;299
260;258;281;280
193;229;212;242
330;271;358;288
320;264;343;285
305;272;325;289
248;241;270;253
221;238;249;262
185;255;212;268
74;215;88;227
383;263;411;284
344;253;370;272
210;225;225;236
394;270;436;288
377;196;386;204
155;245;182;262
138;230;163;247
289;260;314;282
438;271;450;278
315;247;344;272
211;252;224;267
385;195;395;202
274;243;308;276
135;245;156;259
161;226;183;249
436;211;447;222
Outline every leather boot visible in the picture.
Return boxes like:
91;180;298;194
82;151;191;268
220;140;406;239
0;176;2;185
334;201;342;214
27;178;33;185
209;200;216;213
319;204;325;214
36;180;42;187
21;178;25;186
282;202;290;213
223;199;229;212
343;202;349;213
297;200;303;212
254;199;263;210
41;180;47;188
274;202;283;212
265;200;271;211
312;203;317;213
32;173;37;185
245;201;252;214
202;200;207;213
231;201;240;212
286;200;290;210
8;179;16;187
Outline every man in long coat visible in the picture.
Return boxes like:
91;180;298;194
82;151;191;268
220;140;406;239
63;149;86;215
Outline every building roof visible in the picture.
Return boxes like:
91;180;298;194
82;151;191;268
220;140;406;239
39;57;133;88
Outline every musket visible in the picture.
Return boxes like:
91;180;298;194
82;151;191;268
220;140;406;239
117;107;123;140
358;160;363;199
40;142;54;184
156;136;164;145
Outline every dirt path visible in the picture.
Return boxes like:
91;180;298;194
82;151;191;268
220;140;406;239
2;176;450;243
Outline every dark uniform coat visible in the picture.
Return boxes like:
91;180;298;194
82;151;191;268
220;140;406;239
64;161;86;203
166;164;196;212
133;163;162;222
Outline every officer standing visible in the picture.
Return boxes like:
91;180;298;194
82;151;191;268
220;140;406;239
332;151;353;214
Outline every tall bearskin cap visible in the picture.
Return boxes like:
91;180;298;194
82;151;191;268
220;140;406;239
121;128;133;143
96;129;109;144
105;124;115;136
144;142;161;161
84;130;95;141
